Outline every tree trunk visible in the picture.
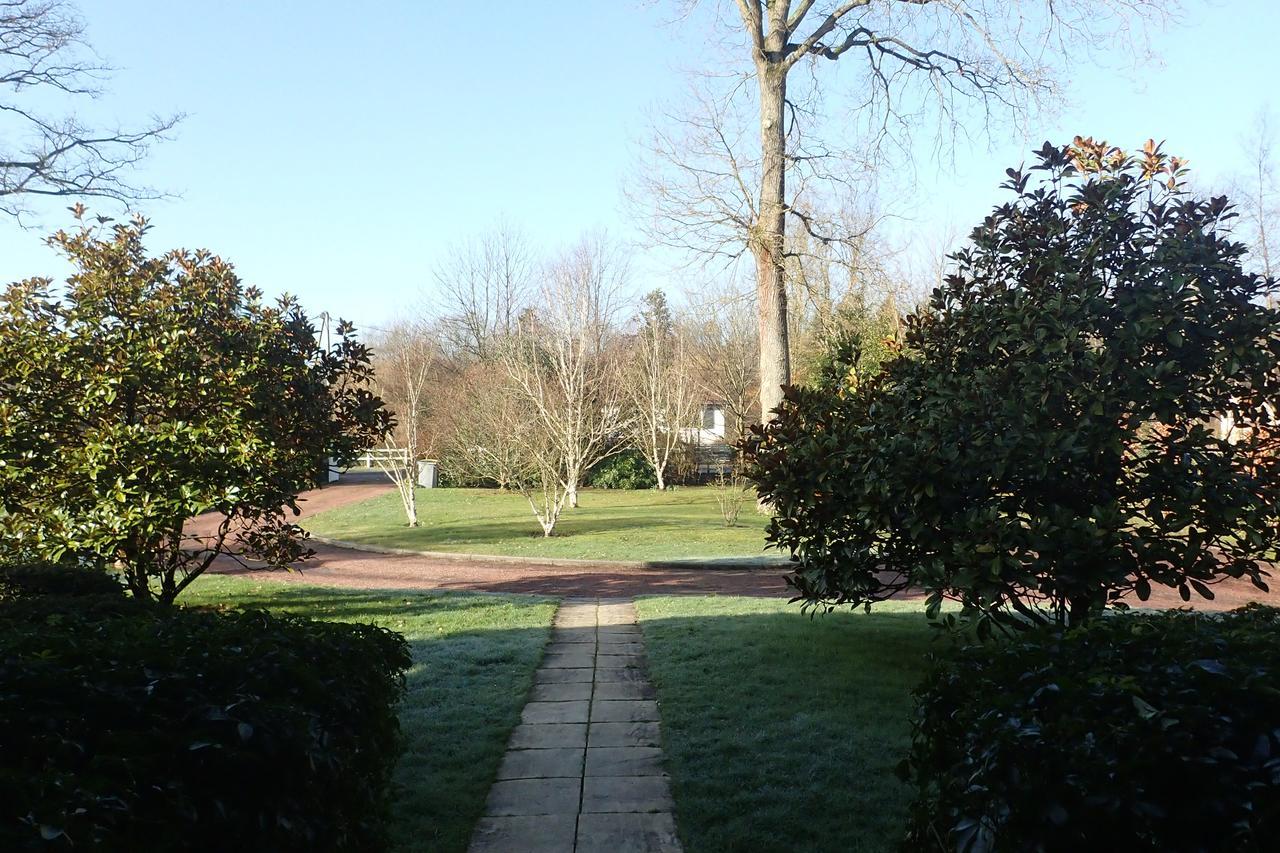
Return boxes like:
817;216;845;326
567;482;579;509
754;61;790;423
406;474;418;527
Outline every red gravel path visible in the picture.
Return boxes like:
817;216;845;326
210;473;792;597
212;473;1280;608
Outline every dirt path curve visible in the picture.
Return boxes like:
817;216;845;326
212;473;792;598
214;473;1280;608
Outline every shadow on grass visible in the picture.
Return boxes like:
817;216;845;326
635;601;941;853
191;579;937;852
183;578;556;853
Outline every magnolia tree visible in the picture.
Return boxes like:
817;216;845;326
747;140;1280;632
0;213;390;603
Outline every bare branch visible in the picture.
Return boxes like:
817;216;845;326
0;0;182;220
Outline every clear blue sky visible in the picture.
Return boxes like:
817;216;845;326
1;1;1276;332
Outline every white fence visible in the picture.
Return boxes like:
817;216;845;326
350;448;410;469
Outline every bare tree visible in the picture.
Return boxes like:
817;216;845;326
502;233;629;513
1;0;181;220
442;363;531;491
683;281;759;442
370;321;437;527
1232;108;1279;283
642;0;1174;422
512;414;574;538
625;289;699;490
432;220;534;361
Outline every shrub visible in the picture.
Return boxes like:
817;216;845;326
0;213;391;603
0;599;410;852
711;468;752;527
746;139;1280;630
0;561;124;601
900;605;1280;852
588;450;658;490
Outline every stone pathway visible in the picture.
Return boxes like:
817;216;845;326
468;598;682;853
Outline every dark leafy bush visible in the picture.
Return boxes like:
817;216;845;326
0;599;411;852
588;450;658;490
0;561;124;601
901;605;1280;852
746;139;1280;630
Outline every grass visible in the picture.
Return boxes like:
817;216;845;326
636;596;937;853
182;575;557;853
303;486;773;561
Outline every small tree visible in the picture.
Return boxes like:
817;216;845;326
371;322;436;527
512;420;572;538
747;140;1280;632
502;234;628;510
711;465;752;527
625;289;698;490
442;364;531;490
0;213;390;602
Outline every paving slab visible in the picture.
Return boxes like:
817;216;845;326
551;628;597;644
508;723;588;749
592;700;661;723
554;618;597;629
595;666;648;683
543;650;597;668
535;667;594;684
529;680;594;702
581;775;676;813
469;598;682;853
598;625;642;637
484;777;581;816
576;813;682;853
522;700;590;724
585;746;667;777
593;681;656;701
589;721;662;748
469;815;577;852
497;747;585;780
597;653;645;668
598;641;645;654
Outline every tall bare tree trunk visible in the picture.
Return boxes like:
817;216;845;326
754;52;790;421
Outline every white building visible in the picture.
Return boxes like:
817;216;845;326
679;402;735;477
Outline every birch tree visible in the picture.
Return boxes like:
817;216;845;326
644;0;1176;423
371;322;436;527
512;414;573;537
625;289;698;490
502;233;628;513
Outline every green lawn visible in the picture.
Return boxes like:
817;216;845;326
183;575;557;853
636;596;936;852
304;486;774;561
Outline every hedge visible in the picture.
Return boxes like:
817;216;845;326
0;561;125;601
587;450;658;490
900;605;1280;852
0;569;411;852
